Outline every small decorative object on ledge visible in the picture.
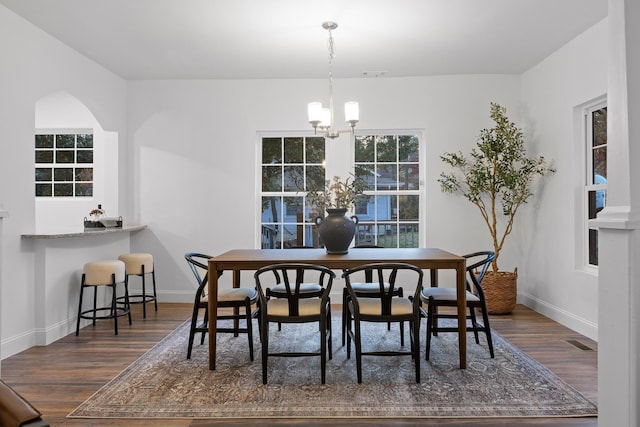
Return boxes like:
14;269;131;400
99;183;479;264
84;205;123;229
84;216;123;229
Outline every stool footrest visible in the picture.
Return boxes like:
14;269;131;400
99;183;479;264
79;307;130;320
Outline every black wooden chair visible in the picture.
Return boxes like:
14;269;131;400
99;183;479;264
420;251;496;360
342;263;423;383
254;263;335;384
184;252;258;360
341;245;403;346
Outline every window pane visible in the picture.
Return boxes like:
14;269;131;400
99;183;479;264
56;134;74;148
261;196;282;222
262;138;281;164
592;107;607;148
35;150;53;163
592;146;607;181
355;164;375;191
355;135;375;162
35;134;53;148
284;137;303;163
283;196;303;223
399;224;419;248
262;166;282;191
35;183;52;197
399;163;419;190
75;183;93;197
77;150;93;163
75;168;93;181
53;183;73;196
376;135;396;162
399;195;419;220
589;229;599;266
306;137;325;163
376;164;397;190
281;224;298;247
398;135;419;162
35;168;52;181
261;224;279;249
56;150;74;163
54;168;73;181
306;165;325;192
76;134;93;148
283;165;303;191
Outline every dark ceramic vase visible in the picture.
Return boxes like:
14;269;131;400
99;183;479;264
314;208;359;254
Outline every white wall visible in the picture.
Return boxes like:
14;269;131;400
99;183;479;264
0;5;127;358
126;76;522;300
519;18;608;340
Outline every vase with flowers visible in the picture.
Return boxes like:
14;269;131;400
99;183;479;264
307;175;366;254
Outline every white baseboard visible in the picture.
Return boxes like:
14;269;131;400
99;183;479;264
518;292;598;341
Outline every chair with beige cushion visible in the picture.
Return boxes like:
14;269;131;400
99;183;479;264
254;263;335;384
420;251;496;360
117;253;157;318
76;259;131;335
342;262;423;383
184;252;258;360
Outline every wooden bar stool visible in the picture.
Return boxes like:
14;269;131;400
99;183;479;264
76;260;131;335
117;253;158;318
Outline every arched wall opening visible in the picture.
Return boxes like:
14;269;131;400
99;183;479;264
34;92;118;232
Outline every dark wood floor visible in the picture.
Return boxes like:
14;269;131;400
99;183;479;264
1;303;597;427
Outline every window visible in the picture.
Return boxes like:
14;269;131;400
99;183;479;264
260;136;326;248
35;131;94;197
585;104;607;266
258;132;423;249
353;134;421;248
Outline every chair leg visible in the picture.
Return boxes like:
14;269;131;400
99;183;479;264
200;307;209;345
480;305;495;358
355;318;363;384
123;279;132;325
186;304;201;359
327;305;333;359
75;278;86;336
341;288;348;346
92;286;98;326
140;270;147;318
244;298;255;362
413;318;420;383
469;307;480;344
425;297;434;361
110;283;119;335
261;318;269;384
320;315;327;385
151;269;158;312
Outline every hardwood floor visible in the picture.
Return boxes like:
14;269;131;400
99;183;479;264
1;303;597;426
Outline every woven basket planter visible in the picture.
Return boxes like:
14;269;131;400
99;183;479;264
482;269;517;314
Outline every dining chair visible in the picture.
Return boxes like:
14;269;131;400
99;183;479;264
420;251;496;360
341;245;404;346
184;252;258;360
254;263;335;384
342;263;423;383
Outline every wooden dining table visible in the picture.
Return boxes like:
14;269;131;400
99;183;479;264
206;247;467;370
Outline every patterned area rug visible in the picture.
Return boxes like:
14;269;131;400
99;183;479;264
68;319;597;419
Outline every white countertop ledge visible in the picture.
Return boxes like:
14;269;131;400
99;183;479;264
22;224;148;239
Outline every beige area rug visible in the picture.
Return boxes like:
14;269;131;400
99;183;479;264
68;319;597;419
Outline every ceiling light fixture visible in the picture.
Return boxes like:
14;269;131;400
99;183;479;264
308;21;359;139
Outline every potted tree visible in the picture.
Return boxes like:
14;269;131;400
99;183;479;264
438;102;555;314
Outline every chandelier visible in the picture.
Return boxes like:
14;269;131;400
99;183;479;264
307;22;359;139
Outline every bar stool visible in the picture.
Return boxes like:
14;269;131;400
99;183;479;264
76;260;131;335
117;253;158;318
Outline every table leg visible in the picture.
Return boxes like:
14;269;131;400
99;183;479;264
233;270;240;336
456;262;467;368
208;260;219;370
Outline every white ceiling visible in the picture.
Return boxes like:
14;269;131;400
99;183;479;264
0;0;607;80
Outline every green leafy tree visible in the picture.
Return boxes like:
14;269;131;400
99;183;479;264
438;103;555;272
